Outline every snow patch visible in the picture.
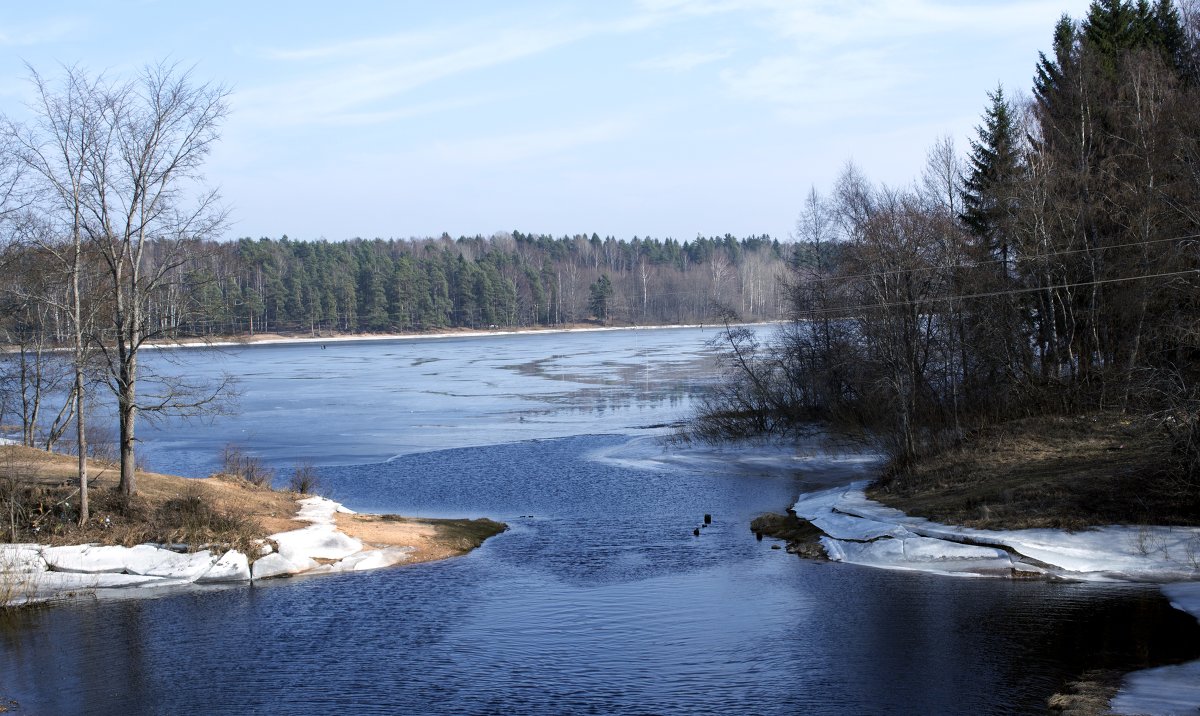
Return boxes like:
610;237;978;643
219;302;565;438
250;551;317;580
121;545;218;580
1110;661;1200;716
0;545;47;573
198;550;251;583
294;495;355;525
271;524;362;562
43;545;134;574
330;547;415;572
793;483;1200;582
5;495;425;601
821;535;1013;575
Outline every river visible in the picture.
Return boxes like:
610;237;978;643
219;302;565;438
1;327;1195;715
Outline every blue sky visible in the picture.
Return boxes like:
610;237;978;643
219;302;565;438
0;1;1091;242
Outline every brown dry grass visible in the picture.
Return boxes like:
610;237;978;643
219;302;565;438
870;413;1200;530
2;445;506;566
1046;669;1123;715
1;444;295;550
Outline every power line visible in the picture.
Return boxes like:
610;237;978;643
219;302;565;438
794;268;1200;317
791;232;1200;286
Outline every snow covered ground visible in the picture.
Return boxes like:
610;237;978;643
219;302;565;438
0;496;415;605
792;482;1200;714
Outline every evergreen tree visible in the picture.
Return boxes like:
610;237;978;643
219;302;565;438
589;274;614;323
1085;0;1137;75
960;86;1024;272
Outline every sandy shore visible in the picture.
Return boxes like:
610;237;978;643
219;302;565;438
335;512;506;564
140;320;785;351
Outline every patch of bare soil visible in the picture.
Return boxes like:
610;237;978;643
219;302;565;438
869;413;1200;530
336;514;507;563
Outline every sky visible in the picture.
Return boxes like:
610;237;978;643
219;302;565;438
0;0;1092;243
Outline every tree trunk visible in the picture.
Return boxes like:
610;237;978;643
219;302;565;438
118;366;137;496
76;370;88;523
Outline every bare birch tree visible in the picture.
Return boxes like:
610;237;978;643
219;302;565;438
77;63;231;496
6;66;106;521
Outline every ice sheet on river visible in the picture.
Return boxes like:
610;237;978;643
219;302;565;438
793;482;1200;581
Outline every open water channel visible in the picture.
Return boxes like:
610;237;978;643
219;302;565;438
1;327;1196;714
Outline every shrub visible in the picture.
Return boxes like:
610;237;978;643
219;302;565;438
287;462;320;495
220;444;275;488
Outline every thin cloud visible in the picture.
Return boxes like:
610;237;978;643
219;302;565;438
241;15;615;128
426;118;638;165
636;49;733;72
706;0;1089;121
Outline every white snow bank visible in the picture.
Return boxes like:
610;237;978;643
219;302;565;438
32;571;173;594
250;551;317;580
271;524;362;562
42;544;132;574
1163;582;1200;621
1111;661;1200;716
41;544;221;579
808;511;907;542
327;546;415;573
0;545;47;573
820;535;1015;576
198;550;251;583
793;483;1200;582
121;545;219;580
4;495;427;601
1108;582;1200;715
294;495;355;524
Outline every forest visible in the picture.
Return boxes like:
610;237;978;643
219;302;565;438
693;0;1200;485
142;230;787;336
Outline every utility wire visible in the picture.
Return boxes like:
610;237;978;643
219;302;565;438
791;232;1200;285
794;268;1200;317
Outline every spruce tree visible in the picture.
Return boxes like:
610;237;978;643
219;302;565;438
960;86;1024;273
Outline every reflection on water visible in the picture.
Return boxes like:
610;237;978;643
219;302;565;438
3;329;1197;715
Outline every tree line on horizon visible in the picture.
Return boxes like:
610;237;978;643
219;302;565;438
694;0;1200;487
157;230;787;337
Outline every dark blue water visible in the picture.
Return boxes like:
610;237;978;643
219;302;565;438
1;329;1196;715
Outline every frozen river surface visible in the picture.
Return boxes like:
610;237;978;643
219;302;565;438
1;327;1196;715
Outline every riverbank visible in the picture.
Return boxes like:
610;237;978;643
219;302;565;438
868;413;1198;530
148;320;750;351
0;445;505;606
759;414;1200;715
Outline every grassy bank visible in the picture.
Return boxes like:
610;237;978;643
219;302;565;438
867;413;1200;531
0;445;505;565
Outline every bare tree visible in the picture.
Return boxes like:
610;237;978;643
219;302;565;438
7;65;108;521
76;62;231;496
